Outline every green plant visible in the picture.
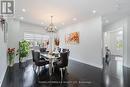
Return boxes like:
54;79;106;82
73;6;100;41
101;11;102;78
17;40;30;62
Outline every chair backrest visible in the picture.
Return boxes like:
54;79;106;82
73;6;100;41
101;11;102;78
60;52;69;67
32;50;35;62
34;51;40;62
40;48;46;53
62;49;69;52
62;49;70;56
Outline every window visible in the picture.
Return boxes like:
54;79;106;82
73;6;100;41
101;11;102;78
24;33;49;48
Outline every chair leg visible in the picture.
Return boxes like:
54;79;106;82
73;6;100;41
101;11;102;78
38;66;40;75
33;64;37;71
60;68;63;82
53;67;55;73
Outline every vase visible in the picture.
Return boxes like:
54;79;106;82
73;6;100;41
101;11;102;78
19;57;24;63
19;57;26;68
8;54;15;67
55;46;60;53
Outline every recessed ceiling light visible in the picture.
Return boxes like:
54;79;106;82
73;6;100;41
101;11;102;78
92;10;97;14
22;9;26;12
20;17;24;20
105;20;109;23
73;18;77;21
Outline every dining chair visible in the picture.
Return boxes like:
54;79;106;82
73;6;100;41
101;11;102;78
32;50;35;62
33;51;49;77
32;50;36;70
40;48;46;53
53;52;69;81
63;48;69;51
62;48;69;53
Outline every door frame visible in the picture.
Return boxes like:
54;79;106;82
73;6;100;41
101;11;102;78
102;26;124;59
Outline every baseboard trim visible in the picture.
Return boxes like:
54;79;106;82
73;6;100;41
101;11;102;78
69;57;103;69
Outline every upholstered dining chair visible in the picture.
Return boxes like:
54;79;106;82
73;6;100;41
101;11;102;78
53;52;69;81
33;51;49;77
62;48;69;52
62;49;70;57
32;50;36;70
32;50;35;62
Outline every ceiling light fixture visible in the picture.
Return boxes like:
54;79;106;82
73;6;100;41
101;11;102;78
46;16;57;32
22;9;26;12
73;17;77;21
92;10;97;14
105;20;109;23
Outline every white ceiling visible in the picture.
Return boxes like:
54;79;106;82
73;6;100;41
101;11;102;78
14;0;130;28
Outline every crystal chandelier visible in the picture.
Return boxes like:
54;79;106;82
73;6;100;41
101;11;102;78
47;16;57;32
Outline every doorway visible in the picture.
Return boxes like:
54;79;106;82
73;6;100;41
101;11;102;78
103;27;124;87
104;28;123;57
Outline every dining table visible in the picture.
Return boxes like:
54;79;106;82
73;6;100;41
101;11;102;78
40;53;60;76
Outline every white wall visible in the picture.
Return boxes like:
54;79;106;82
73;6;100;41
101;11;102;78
127;17;130;67
0;22;7;86
8;20;22;48
58;17;102;68
8;19;23;62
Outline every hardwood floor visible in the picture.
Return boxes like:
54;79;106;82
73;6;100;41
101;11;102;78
1;59;130;87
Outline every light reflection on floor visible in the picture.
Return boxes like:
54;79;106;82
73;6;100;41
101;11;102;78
23;65;35;87
103;56;124;87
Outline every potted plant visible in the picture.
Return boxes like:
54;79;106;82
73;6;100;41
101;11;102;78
17;40;30;64
7;48;15;67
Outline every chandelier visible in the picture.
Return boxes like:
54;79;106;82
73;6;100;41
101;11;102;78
46;16;57;32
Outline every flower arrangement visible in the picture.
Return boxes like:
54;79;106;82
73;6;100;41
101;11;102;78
54;38;60;46
47;40;49;45
8;48;15;66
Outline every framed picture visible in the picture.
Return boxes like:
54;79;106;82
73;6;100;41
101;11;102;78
65;32;79;44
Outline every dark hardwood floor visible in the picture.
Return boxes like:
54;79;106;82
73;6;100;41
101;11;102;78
1;59;130;87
